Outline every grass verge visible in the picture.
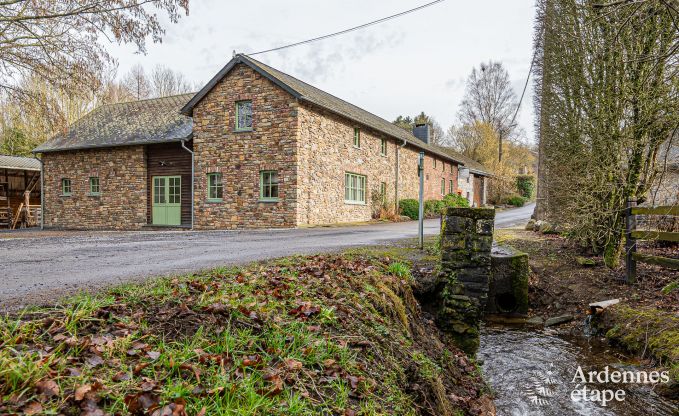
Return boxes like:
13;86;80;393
0;248;489;415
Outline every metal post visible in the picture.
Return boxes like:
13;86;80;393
625;198;637;283
418;152;425;250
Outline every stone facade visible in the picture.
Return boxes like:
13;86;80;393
436;207;495;354
42;146;147;230
191;63;299;229
41;63;488;230
296;104;462;225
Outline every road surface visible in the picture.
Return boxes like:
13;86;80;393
0;203;534;309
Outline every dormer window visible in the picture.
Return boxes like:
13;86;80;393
235;100;252;131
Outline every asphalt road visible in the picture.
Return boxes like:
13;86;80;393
0;203;534;309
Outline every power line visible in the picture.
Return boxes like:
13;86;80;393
509;40;539;129
245;0;446;56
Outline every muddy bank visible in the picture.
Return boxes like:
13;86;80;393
494;228;678;398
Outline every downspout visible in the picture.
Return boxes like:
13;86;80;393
37;156;44;230
395;138;407;213
181;139;194;229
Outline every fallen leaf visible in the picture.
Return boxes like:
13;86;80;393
23;402;43;415
195;407;207;416
35;379;60;398
86;355;105;368
74;384;92;401
113;371;131;382
133;362;150;375
140;380;157;392
124;392;160;415
147;351;161;360
284;358;303;371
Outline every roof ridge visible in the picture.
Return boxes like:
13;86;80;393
105;92;197;108
242;55;419;139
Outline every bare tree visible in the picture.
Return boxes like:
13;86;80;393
123;64;151;100
150;65;193;97
458;61;519;141
0;0;189;100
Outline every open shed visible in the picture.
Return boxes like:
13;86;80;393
0;155;41;229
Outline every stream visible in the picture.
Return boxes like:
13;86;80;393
478;325;678;416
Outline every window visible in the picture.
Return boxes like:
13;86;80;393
260;171;279;201
89;177;100;195
207;173;223;201
434;158;437;169
380;182;387;202
235;100;253;131
344;172;366;204
449;179;454;194
380;138;387;156
441;178;445;195
353;128;361;148
466;192;470;201
61;178;71;196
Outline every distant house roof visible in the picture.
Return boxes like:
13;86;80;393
182;54;491;176
0;154;41;171
436;147;492;176
34;93;194;153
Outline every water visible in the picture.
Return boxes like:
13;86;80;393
478;325;678;416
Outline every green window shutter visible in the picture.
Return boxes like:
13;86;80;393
441;178;445;195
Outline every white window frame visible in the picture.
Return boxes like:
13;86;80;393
344;172;366;204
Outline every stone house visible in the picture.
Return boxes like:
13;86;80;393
34;55;491;230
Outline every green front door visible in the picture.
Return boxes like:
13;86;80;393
152;176;181;225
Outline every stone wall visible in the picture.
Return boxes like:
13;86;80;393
437;207;495;354
42;146;147;230
297;103;461;225
456;171;476;206
191;63;299;229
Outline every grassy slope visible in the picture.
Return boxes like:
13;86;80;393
0;246;491;415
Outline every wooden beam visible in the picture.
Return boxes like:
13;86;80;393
631;206;679;216
632;253;679;270
630;231;679;242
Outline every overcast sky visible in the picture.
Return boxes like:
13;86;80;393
110;0;537;142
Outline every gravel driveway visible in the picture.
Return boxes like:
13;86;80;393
0;204;534;309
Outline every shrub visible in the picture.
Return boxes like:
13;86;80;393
399;199;419;220
505;195;527;207
516;175;536;199
442;193;470;208
424;200;445;217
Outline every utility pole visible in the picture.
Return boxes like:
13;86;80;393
418;152;425;250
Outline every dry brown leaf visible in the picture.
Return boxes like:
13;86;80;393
23;402;43;415
35;379;60;398
74;384;92;401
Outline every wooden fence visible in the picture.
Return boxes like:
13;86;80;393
625;199;679;283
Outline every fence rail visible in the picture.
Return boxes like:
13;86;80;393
625;199;679;283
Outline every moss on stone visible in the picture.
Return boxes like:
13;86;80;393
601;305;679;382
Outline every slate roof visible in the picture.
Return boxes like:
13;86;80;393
0;154;41;171
435;147;492;176
34;93;194;153
182;55;491;177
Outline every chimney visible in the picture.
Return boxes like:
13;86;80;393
412;123;430;144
